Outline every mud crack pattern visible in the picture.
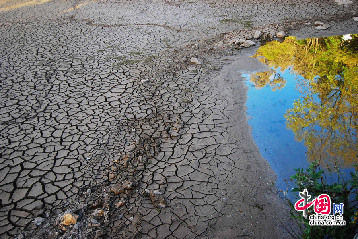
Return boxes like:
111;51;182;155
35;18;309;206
0;0;357;238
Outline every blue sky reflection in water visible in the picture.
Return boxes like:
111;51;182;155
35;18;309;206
241;34;358;198
242;69;309;195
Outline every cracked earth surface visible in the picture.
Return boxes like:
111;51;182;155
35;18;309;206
0;0;357;238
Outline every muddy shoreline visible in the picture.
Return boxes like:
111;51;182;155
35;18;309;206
0;0;357;238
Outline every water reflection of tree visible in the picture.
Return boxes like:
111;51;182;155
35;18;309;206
253;35;358;168
249;70;286;91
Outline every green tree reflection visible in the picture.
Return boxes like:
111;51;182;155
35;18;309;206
253;35;358;168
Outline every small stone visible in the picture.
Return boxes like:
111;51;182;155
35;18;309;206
231;38;255;47
111;184;125;195
145;190;167;208
242;40;255;47
95;230;105;238
334;0;353;5
342;34;352;41
60;213;77;226
115;200;126;208
125;143;136;152
253;30;262;39
314;21;324;25
89;200;103;209
109;173;116;181
123;180;133;189
33;217;44;226
92;209;105;217
313;21;329;29
276;31;285;38
121;155;129;168
315;25;329;30
190;57;201;65
90;219;100;227
230;38;243;44
216;41;224;47
354;17;358;21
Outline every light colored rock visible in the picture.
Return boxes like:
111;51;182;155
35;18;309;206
115;200;126;208
314;21;324;25
230;38;243;44
190;57;201;65
33;217;44;226
240;40;256;48
353;17;358;22
334;0;352;5
276;31;285;38
60;213;77;226
342;34;352;41
108;173;116;181
315;25;329;30
92;209;105;217
110;184;125;195
144;189;167;208
314;21;329;30
253;30;262;39
216;41;224;47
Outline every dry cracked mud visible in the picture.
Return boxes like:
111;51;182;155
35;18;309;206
0;0;357;238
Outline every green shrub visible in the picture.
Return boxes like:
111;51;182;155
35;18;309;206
289;162;358;238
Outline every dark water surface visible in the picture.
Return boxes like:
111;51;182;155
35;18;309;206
243;34;358;197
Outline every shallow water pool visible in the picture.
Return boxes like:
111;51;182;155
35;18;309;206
243;34;358;198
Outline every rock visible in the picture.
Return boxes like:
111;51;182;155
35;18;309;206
89;200;103;209
242;40;256;47
215;41;224;47
125;143;136;152
315;25;329;30
150;193;167;208
60;213;77;226
92;209;105;217
110;181;132;195
343;34;352;41
314;21;329;30
353;17;358;21
120;155;129;168
115;200;126;208
230;38;243;44
314;21;324;25
276;31;285;38
334;0;353;5
110;184;125;195
253;30;262;39
190;57;201;65
95;230;105;238
33;217;44;226
261;32;272;41
109;173;116;181
90;219;100;227
123;181;133;189
123;180;133;189
232;39;255;48
144;189;167;208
